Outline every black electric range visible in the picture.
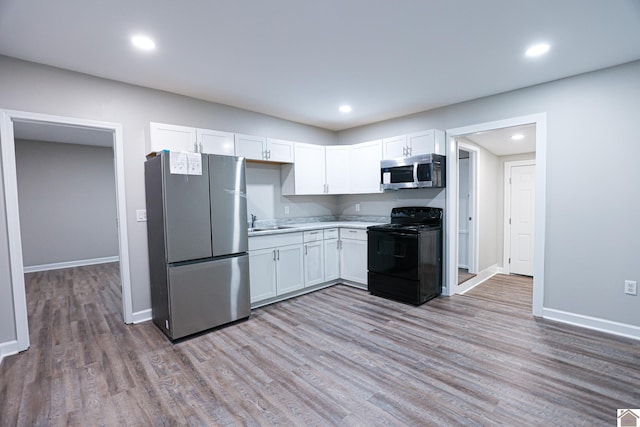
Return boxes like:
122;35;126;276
367;207;443;305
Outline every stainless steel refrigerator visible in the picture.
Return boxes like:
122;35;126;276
145;151;250;340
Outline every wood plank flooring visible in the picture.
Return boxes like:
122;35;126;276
1;264;638;426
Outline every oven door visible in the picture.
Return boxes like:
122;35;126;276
367;230;419;281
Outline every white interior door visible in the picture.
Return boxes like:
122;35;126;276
509;163;535;276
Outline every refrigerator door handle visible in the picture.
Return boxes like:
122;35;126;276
273;249;276;261
276;249;280;260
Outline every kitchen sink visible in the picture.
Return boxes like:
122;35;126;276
248;226;295;232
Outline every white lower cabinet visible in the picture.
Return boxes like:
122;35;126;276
303;230;325;286
323;228;340;281
248;248;277;302
276;244;305;294
249;227;370;306
339;228;368;285
249;233;304;304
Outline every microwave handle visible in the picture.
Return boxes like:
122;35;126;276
413;162;419;184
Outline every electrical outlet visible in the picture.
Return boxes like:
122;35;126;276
624;280;637;296
136;209;147;222
355;203;360;212
284;205;290;215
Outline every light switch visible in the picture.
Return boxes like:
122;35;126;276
136;209;147;222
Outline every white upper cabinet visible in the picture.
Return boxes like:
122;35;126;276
150;122;198;153
235;134;294;163
282;142;326;195
266;138;294;163
382;129;446;159
234;134;267;160
149;122;236;156
325;145;350;194
349;140;383;194
283;141;382;196
382;135;407;159
407;129;446;156
198;129;235;156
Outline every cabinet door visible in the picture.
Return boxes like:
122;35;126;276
406;129;446;156
407;130;435;157
325;146;350;194
249;248;277;303
382;135;407;159
293;143;326;195
235;134;266;160
340;238;368;285
323;238;340;281
304;240;324;287
349;140;382;194
150;122;197;153
266;138;294;163
276;244;305;294
199;129;235;156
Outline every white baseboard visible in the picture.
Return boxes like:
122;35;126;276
23;256;120;273
131;309;152;324
456;264;499;294
0;340;19;366
542;308;640;341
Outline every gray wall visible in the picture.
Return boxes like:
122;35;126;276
0;55;337;343
15;139;118;267
246;162;337;221
0;146;14;343
338;60;640;326
475;142;500;272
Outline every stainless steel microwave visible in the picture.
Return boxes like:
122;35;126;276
380;154;446;190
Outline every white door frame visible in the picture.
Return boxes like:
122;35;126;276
503;159;536;275
445;113;546;317
457;142;479;276
0;109;134;353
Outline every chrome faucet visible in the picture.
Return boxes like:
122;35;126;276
250;214;257;229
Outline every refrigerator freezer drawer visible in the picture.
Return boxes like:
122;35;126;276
167;254;250;339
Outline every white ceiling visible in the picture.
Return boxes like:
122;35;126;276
464;124;536;156
1;1;639;131
13;121;114;147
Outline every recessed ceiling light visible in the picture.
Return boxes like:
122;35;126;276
525;43;550;57
131;35;156;51
511;134;525;141
339;105;352;113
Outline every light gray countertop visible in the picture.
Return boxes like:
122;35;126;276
248;221;384;237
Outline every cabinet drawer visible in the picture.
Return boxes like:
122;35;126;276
303;229;324;242
249;232;303;251
340;228;367;241
323;228;339;240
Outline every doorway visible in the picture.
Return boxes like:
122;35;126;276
457;144;478;285
445;113;546;317
0;110;133;354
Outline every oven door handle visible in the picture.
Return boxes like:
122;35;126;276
377;232;419;239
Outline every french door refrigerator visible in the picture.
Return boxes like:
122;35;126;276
145;151;250;340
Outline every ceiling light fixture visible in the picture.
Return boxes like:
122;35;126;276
131;35;156;51
339;105;352;113
511;134;525;141
525;43;550;57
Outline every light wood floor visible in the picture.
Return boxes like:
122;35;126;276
1;264;638;425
